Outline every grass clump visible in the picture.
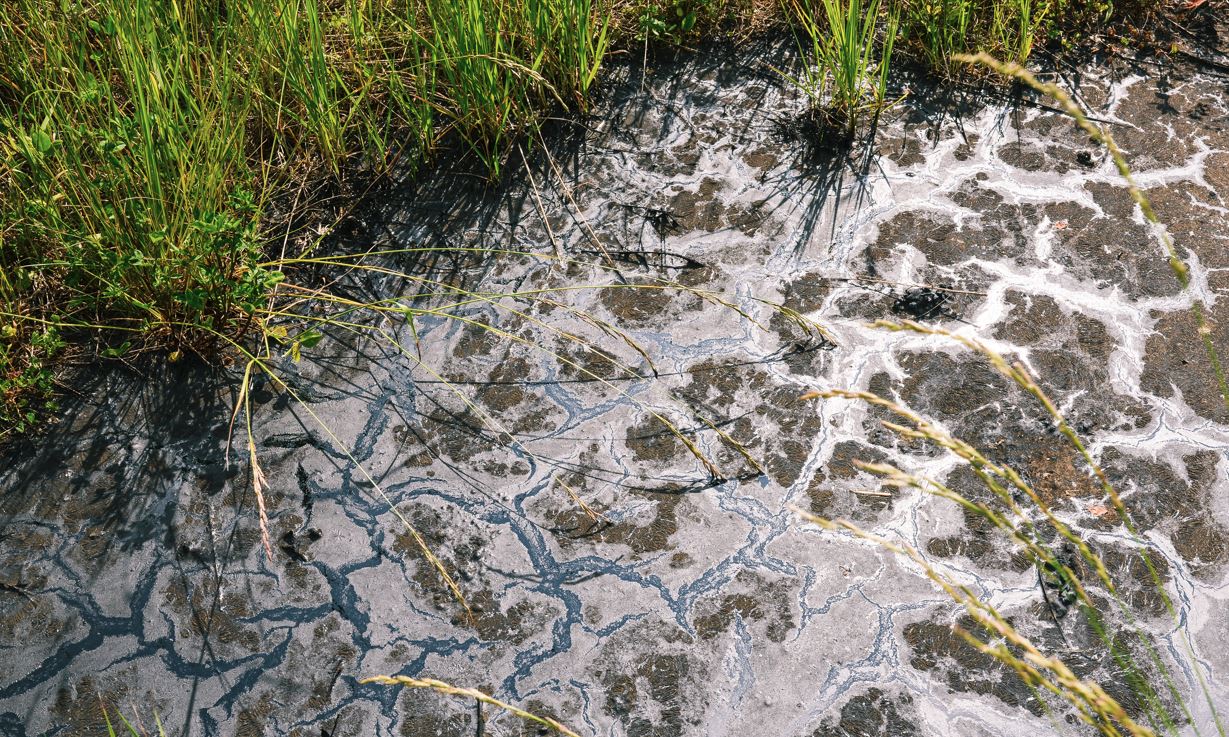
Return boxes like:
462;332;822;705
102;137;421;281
414;0;609;174
781;0;900;132
779;0;1159;126
900;0;1048;71
0;0;283;438
893;0;1132;70
0;0;617;439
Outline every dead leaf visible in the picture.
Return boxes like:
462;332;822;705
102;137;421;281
1086;502;1116;520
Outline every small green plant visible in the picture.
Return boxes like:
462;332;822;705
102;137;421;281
905;0;976;71
0;323;63;438
636;0;719;43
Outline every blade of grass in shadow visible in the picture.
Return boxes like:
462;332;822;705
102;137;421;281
268;249;803;473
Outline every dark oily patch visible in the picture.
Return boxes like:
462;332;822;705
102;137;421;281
397;687;477;736
897;352;1011;431
997;140;1074;174
1097;544;1173;617
904;615;1042;716
599;280;703;326
891;286;951;321
779;271;834;314
1047;182;1181;300
51;670;166;737
877;127;926;167
667;176;727;232
754;385;825;488
869;210;981;267
1105;448;1229;577
1141;307;1229;424
476;355;533;412
992;291;1115;360
810;688;920;737
1112;75;1216;172
625;413;686;464
555;337;634;383
679;357;771;413
592;624;706;736
807;440;896;521
393;505;556;641
922;467;1032;575
692;569;796;643
553;485;686;555
894;349;1120;475
858;371;933;457
993;291;1148;429
162;576;262;653
1143;179;1229;268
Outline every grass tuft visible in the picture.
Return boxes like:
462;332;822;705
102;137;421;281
780;0;900;132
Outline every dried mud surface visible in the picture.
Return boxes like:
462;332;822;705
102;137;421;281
4;29;1229;737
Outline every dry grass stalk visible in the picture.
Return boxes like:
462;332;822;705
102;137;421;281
247;439;275;560
791;508;1158;737
799;320;1228;735
360;675;583;737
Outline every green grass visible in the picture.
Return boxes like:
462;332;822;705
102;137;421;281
779;0;1145;127
779;0;899;131
0;0;612;439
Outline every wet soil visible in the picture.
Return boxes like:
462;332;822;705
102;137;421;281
4;28;1229;737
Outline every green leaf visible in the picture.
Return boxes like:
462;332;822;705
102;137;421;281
297;329;323;349
102;340;132;358
32;129;52;153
